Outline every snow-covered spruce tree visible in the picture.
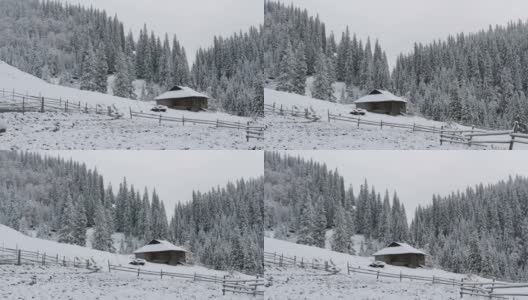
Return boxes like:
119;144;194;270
312;53;335;102
113;51;135;99
92;203;115;253
80;44;98;91
73;197;87;246
313;199;327;248
58;195;77;244
276;42;296;93
94;44;109;93
297;195;316;246
332;206;353;254
292;43;308;95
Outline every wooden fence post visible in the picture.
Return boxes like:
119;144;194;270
491;278;495;293
65;100;68;112
129;107;133;119
159;114;162;125
42;253;46;266
412;123;415;132
440;126;444;145
193;272;196;281
182;116;185;126
377;270;380;280
325;261;328;272
63;256;66;267
432;275;435;285
460;278;464;298
327;110;330;122
86;259;89;269
468;126;474;147
137;268;140;277
22;97;25;114
85;103;88;113
108;260;111;272
380;120;383;129
293;256;296;267
280;104;283;115
160;269;163;279
510;121;519;150
41;97;44;112
222;275;226;295
400;271;402;282
347;262;350;275
300;257;304;268
16;249;21;265
56;254;58;264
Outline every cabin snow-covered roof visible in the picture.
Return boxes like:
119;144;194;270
373;242;426;256
355;89;407;104
154;86;209;100
134;239;188;254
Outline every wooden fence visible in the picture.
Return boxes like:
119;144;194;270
459;280;528;298
328;112;441;133
108;263;264;297
0;245;99;271
264;103;320;121
440;122;528;150
222;276;265;297
129;109;265;141
264;252;340;273
0;88;116;116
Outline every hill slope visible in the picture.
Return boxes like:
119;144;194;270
264;237;495;300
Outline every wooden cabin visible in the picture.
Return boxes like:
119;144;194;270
134;239;188;266
355;89;407;116
373;242;426;268
154;86;208;112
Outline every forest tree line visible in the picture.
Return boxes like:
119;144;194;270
265;151;408;255
264;1;528;129
265;151;528;281
0;151;263;274
0;0;261;116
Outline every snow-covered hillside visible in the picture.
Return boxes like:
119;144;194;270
264;88;486;150
264;237;526;300
0;61;262;150
0;225;253;299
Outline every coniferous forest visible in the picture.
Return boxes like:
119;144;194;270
265;151;528;281
264;1;528;130
0;151;263;274
0;0;262;117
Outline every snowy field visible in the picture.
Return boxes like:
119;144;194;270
264;88;524;150
0;264;250;300
0;61;261;150
0;111;261;150
0;225;256;299
264;237;528;300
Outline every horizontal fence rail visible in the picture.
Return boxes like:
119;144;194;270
129;109;265;141
264;252;340;273
0;245;99;271
108;263;264;297
440;121;528;150
265;103;320;121
0;88;119;116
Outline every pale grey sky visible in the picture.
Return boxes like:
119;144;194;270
282;0;528;68
42;151;263;217
284;151;528;221
63;0;263;63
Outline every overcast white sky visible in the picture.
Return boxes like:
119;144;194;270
282;0;528;68
284;151;528;220
41;151;263;217
63;0;263;63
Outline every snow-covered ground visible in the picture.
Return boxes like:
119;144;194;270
0;61;261;150
264;88;524;150
264;237;527;300
0;225;256;299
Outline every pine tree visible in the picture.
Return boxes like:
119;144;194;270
58;196;77;244
92;203;115;253
332;207;353;254
80;44;97;91
292;44;307;95
297;195;316;245
312;53;335;102
113;51;135;98
73;198;87;246
94;43;109;93
313;200;327;248
276;42;296;93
